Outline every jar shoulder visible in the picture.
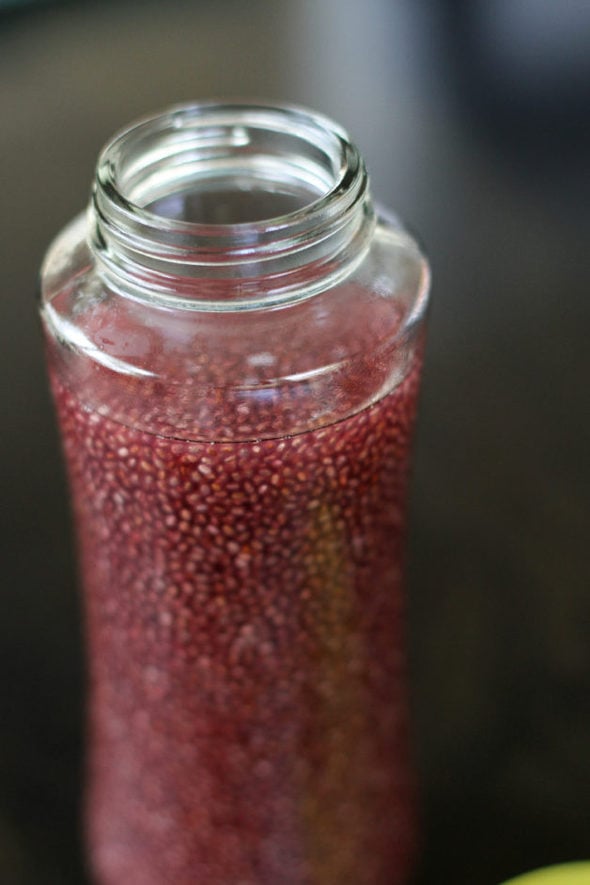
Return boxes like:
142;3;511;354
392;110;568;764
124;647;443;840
40;213;428;441
41;211;428;369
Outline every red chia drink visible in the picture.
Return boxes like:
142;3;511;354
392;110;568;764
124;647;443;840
40;103;430;884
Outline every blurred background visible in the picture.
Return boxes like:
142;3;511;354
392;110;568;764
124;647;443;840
1;0;589;882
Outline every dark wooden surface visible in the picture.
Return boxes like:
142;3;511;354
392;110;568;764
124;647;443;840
1;2;588;882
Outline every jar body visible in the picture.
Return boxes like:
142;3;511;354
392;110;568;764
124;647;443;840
40;104;429;885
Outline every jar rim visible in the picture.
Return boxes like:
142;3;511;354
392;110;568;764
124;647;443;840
95;101;362;238
89;101;377;310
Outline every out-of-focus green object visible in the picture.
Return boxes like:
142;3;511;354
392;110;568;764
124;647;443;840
0;0;50;10
503;862;590;884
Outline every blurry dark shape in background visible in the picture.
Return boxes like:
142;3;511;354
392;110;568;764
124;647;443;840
0;1;589;883
440;0;590;211
437;0;590;224
441;0;590;148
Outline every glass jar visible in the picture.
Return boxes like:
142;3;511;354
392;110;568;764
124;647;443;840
40;102;430;885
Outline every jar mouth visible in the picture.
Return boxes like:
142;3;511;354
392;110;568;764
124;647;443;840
90;102;375;310
102;103;355;232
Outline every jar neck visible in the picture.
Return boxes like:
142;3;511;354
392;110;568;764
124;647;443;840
89;103;376;311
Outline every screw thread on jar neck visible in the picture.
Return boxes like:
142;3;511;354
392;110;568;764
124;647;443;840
88;102;375;311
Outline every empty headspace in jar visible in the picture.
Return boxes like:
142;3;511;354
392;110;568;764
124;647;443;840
148;178;317;226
